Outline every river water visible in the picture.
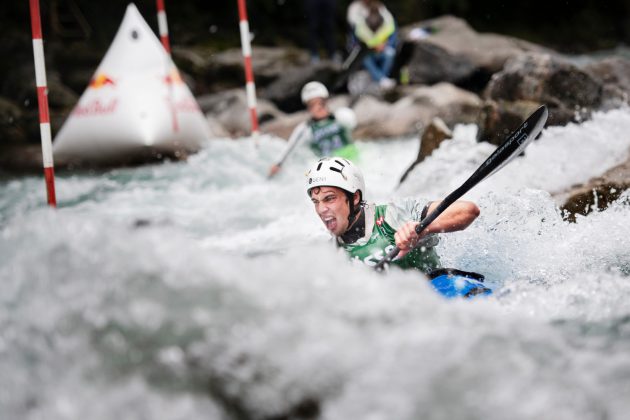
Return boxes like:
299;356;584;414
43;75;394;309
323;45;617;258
1;107;630;420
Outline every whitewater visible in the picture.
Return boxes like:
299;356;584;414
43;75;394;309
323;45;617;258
1;107;630;420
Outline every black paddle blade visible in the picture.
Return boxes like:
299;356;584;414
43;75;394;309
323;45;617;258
373;105;548;272
471;105;548;183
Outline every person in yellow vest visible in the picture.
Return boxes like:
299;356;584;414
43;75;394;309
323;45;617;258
347;0;398;90
268;81;359;177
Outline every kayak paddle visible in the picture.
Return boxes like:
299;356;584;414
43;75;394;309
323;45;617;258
268;123;310;179
374;105;549;271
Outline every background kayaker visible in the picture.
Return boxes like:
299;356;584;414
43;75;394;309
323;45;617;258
306;156;490;296
268;81;358;177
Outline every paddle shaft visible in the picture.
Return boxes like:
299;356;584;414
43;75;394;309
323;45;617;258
332;44;370;92
374;105;548;271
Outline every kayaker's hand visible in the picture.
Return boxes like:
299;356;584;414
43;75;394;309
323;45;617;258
268;164;281;178
395;221;420;258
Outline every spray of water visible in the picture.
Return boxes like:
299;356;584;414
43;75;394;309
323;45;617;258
1;108;630;419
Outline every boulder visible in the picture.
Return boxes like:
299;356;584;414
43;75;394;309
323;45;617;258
556;157;630;222
0;96;27;144
260;111;309;140
399;117;453;184
583;56;630;109
484;53;603;122
476;99;545;145
401;82;482;126
208;46;310;82
0;144;44;173
347;70;384;98
199;46;312;95
47;71;80;108
352;83;482;139
404;41;477;86
261;63;339;113
50;42;104;93
205;115;232;138
197;89;284;137
400;15;549;91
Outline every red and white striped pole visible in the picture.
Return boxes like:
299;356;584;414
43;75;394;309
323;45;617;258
29;0;57;207
155;0;179;132
237;0;260;138
156;0;171;54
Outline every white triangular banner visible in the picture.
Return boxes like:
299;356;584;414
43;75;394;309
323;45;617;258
54;3;209;164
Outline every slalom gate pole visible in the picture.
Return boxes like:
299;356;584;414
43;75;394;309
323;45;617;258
29;0;57;207
237;0;260;139
156;0;179;132
156;0;171;53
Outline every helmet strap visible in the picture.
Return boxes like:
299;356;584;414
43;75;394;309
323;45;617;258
345;190;363;226
341;192;365;244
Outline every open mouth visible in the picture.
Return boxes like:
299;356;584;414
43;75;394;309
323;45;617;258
323;216;337;231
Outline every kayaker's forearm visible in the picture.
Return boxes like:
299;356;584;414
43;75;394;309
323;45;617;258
422;202;480;234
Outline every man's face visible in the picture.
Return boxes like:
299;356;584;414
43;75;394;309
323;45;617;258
310;186;350;236
306;98;329;120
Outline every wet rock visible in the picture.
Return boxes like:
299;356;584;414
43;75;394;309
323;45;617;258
352;82;481;139
476;99;546;145
402;82;482;127
484;53;603;125
209;46;310;81
400;15;549;91
172;47;208;80
260;111;308;140
0;144;43;173
399;117;453;184
261;63;339;113
347;70;383;98
51;42;103;93
205;115;231;139
404;41;477;86
418;117;453;161
556;157;630;221
200;46;312;95
583;56;630;109
1;63;38;108
198;89;284;137
0;97;27;144
47;71;80;108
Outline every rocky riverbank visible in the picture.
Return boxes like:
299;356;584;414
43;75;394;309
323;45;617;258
1;15;629;217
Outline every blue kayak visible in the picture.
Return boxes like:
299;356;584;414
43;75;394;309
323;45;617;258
427;268;492;299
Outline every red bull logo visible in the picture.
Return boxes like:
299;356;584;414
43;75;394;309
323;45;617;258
89;74;116;89
72;99;118;117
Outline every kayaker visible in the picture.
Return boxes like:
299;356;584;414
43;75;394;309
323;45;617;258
305;156;491;297
268;81;359;177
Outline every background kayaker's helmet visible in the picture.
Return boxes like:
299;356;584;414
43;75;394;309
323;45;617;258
306;157;366;224
301;81;329;104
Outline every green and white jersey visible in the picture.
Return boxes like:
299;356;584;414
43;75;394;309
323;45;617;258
307;115;352;156
275;108;358;165
338;198;441;272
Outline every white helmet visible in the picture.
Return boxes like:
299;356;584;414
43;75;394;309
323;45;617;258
306;157;365;199
301;81;329;104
